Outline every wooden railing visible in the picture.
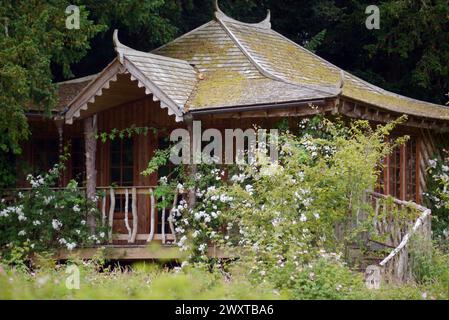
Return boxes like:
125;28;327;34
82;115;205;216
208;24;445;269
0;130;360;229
365;191;431;285
97;186;181;245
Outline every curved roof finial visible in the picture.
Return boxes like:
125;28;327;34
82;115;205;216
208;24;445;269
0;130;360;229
113;29;132;64
214;0;221;13
214;0;271;29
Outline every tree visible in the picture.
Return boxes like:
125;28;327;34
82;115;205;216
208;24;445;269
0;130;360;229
0;1;104;154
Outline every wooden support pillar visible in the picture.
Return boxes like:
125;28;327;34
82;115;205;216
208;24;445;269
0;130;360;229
185;114;197;208
84;115;98;233
54;117;64;187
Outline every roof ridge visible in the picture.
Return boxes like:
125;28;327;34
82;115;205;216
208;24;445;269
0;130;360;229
113;30;193;67
57;74;97;85
151;21;218;54
269;28;447;108
215;17;339;97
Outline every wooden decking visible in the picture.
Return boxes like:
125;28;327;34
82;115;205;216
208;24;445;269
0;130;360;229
55;245;232;261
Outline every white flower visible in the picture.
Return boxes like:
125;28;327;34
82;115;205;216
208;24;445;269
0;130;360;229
52;219;62;230
99;232;106;238
159;176;168;184
58;238;67;245
66;242;77;251
300;214;307;222
18;230;27;236
73;204;81;213
198;243;207;252
428;159;437;169
245;185;254;195
33;220;41;226
80;220;86;225
313;213;320;219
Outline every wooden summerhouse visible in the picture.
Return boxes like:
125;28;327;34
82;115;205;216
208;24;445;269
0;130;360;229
14;3;448;261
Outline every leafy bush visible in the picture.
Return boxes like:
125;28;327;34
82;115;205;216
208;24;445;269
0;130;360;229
0;260;281;300
424;155;449;240
0;163;106;263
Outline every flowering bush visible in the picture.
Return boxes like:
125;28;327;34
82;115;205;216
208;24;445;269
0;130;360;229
0;162;106;262
424;155;449;240
148;117;405;281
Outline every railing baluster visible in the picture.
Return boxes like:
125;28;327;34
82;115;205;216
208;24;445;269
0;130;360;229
124;188;132;241
101;195;106;227
130;187;138;243
147;188;156;243
108;188;115;243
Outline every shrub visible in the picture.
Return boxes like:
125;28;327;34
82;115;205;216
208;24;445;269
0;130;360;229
0;163;106;263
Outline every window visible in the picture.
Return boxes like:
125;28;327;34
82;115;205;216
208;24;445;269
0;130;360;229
110;138;134;213
110;138;134;186
71;138;85;184
32;138;59;174
378;136;419;202
388;146;401;198
405;139;417;202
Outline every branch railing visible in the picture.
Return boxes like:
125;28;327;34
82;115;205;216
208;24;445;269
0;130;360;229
365;191;432;284
97;186;182;244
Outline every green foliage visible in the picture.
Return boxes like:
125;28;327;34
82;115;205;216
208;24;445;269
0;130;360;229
304;29;327;53
0;153;107;263
0;1;105;153
409;236;449;286
96;125;159;143
423;154;449;240
0;261;281;300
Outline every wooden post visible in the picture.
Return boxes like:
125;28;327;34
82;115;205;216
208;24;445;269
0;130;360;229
54;117;64;187
84;115;98;233
185;114;197;208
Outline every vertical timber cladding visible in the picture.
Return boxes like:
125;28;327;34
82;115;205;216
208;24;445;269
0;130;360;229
16;117;85;187
380;128;429;204
95;96;180;240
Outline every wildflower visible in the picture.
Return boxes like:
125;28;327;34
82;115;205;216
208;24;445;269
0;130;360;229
33;220;41;226
18;230;27;236
73;204;81;213
300;214;307;222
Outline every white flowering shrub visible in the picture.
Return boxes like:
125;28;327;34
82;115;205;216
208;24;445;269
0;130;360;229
214;118;402;285
424;155;449;240
0;162;106;261
145;116;406;296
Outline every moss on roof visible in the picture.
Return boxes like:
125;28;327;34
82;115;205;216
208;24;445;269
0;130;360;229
221;20;449;120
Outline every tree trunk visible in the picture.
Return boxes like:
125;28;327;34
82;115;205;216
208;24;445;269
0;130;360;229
84;116;97;233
